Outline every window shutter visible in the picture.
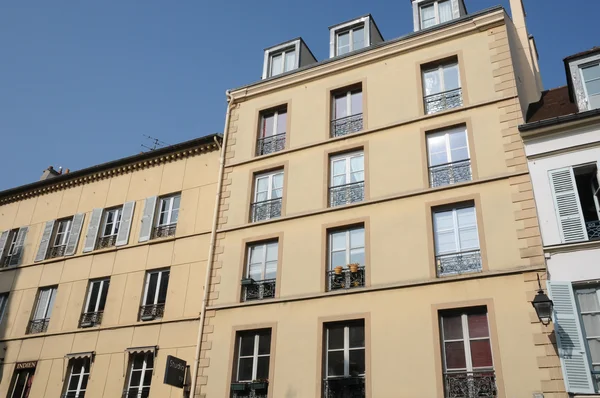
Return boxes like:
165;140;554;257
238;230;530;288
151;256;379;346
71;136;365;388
65;213;85;256
547;281;595;394
35;220;55;262
116;201;135;247
83;209;103;253
549;168;588;243
138;196;157;243
8;227;28;266
0;231;8;261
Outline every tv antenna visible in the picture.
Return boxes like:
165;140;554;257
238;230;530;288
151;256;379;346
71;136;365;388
141;135;169;152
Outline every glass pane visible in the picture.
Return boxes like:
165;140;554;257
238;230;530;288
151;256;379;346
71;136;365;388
145;273;158;305
284;50;296;72
448;129;467;149
349;349;365;375
350;171;364;183
272;173;284;190
351;91;363;114
352;27;365;51
438;0;453;23
68;373;80;390
430;152;449;166
582;65;600;82
349;325;365;347
172;195;180;211
331;251;346;268
578;289;600;312
240;334;255;356
350;228;364;249
270;54;283;76
334;94;348;119
468;314;489;338
133;355;145;369
443;63;460;91
46;288;57;318
145;352;154;368
350;156;364;173
588;339;600;363
350;248;365;266
256;356;270;379
586;79;600;96
470;339;493;368
262;114;274;137
436;231;457;254
157;272;169;303
327;351;345;376
87;282;100;312
333;175;346;186
434;210;454;231
258;332;271;355
332;159;346;177
129;371;142;388
265;261;277;280
98;280;109;311
328;325;345;350
142;369;153;386
266;243;278;262
248;266;262;281
238;358;253;381
81;374;89;390
450;147;469;162
421;4;436;28
456;207;476;228
331;232;346;251
442;316;463;340
337;31;350;55
249;245;265;265
276;111;287;135
583;314;600;338
445;341;466;370
423;69;440;96
458;227;479;250
428;134;447;159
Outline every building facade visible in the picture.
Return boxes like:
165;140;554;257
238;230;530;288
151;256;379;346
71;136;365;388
194;1;556;397
520;48;600;397
0;134;221;397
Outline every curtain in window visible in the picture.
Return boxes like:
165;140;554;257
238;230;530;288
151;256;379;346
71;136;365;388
438;0;453;23
423;69;440;96
420;4;436;28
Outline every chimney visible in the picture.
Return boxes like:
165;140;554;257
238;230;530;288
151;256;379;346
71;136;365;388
40;166;61;181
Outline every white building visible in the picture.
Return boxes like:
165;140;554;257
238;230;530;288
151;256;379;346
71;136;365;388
521;47;600;396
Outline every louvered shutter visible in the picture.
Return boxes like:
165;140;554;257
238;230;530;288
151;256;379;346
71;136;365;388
83;209;103;253
138;196;157;243
549;168;588;243
8;227;28;266
35;220;55;262
547;281;595;393
0;231;8;262
116;201;135;247
65;213;85;256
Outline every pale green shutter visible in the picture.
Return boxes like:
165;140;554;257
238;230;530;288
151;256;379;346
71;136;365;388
116;201;135;247
0;231;8;262
138;197;157;243
83;209;103;253
35;220;55;262
549;167;588;242
548;281;595;393
8;227;28;266
65;213;85;256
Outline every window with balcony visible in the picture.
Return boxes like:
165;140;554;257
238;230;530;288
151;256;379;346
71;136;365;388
0;293;8;324
433;203;481;277
581;63;600;110
8;364;36;398
420;0;454;29
140;269;169;321
241;241;277;302
28;286;57;334
331;86;363;138
256;107;287;156
153;194;180;239
268;47;296;77
80;278;109;328
0;227;27;267
97;207;122;249
439;308;497;398
48;218;72;259
335;24;366;56
574;286;600;390
62;358;90;398
427;126;472;187
323;320;365;398
549;164;600;243
231;329;271;398
327;226;365;291
251;171;283;222
330;151;365;207
423;60;462;114
124;352;153;398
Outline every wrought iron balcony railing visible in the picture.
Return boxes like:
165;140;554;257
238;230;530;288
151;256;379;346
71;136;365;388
251;198;282;222
47;244;66;259
331;114;363;138
0;255;12;268
444;371;497;398
230;381;269;398
96;234;117;250
122;388;150;398
242;279;276;302
152;224;177;240
329;182;365;207
323;376;365;398
256;133;286;156
424;88;463;114
429;160;472;188
79;311;103;328
587;220;600;241
27;318;50;334
62;392;87;398
327;267;366;291
139;303;165;321
436;250;482;277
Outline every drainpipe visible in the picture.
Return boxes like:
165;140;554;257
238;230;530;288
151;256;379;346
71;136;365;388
189;90;235;397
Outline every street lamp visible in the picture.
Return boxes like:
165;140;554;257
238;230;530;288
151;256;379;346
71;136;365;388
532;274;553;326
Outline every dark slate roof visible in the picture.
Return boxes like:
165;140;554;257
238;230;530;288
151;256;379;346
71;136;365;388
525;86;578;123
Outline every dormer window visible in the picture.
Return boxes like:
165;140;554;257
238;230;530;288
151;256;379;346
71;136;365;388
420;0;453;29
581;62;600;110
269;47;296;77
336;25;366;56
328;15;383;58
262;38;317;80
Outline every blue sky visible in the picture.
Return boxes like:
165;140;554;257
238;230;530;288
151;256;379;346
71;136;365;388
0;1;597;191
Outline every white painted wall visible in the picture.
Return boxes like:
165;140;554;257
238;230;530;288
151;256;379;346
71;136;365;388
547;247;600;282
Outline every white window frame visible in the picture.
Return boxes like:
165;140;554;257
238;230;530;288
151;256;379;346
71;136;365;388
268;47;296;77
236;331;271;382
332;89;362;121
427;126;470;167
433;205;480;256
440;311;494;373
126;353;153;397
330;151;364;188
335;24;366;56
156;194;180;227
325;322;365;378
328;226;365;270
33;287;57;321
53;218;73;248
580;62;600;110
142;269;169;306
9;367;35;398
574;285;600;383
64;358;90;398
6;229;19;258
420;0;453;29
253;171;284;204
0;293;8;324
246;242;278;281
83;278;109;314
259;109;287;138
423;61;460;96
101;207;122;237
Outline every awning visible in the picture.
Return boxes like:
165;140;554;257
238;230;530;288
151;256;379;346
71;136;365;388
65;351;95;360
123;346;158;376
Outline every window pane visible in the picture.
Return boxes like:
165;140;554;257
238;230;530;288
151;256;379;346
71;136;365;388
350;248;365;266
276;111;287;135
349;325;365;348
258;332;271;355
87;282;100;312
428;134;448;164
337;31;350;55
142;368;153;386
582;65;600;82
98;280;110;311
328;325;345;350
327;351;345;376
436;231;457;254
145;273;158;305
284;50;296;72
157;272;169;304
262;114;274;137
577;289;600;312
448;129;467;149
434;210;455;231
438;0;453;23
145;352;154;368
239;334;255;356
421;4;436;28
350;228;364;249
130;370;141;387
423;69;440;95
450;147;469;162
332;159;347;177
331;251;346;268
470;339;493;368
352;27;365;51
445;341;466;370
350;91;363;114
133;354;145;369
272;173;284;190
443;63;460;91
265;261;277;280
271;54;283;76
266;243;278;262
349;349;365;375
238;358;253;381
456;207;476;228
249;245;264;266
350;156;364;173
331;232;346;251
334;94;348;119
588;339;600;363
458;227;479;251
256;356;270;379
586;79;600;96
81;374;89;390
68;374;80;390
582;314;600;338
442;315;463;340
468;314;489;338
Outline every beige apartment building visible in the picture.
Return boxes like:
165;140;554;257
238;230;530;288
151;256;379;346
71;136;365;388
193;0;563;397
0;134;221;397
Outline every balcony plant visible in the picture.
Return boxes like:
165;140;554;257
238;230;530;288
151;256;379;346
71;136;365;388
250;378;269;391
334;266;343;275
348;263;359;273
231;382;248;392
